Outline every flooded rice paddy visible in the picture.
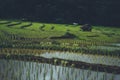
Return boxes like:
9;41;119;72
40;52;120;67
0;59;120;80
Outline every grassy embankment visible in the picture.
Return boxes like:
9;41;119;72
0;20;120;56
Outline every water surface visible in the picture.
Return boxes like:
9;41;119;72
0;59;120;80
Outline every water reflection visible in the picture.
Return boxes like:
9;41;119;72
0;60;120;80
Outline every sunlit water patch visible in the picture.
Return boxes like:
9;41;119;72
110;43;120;47
0;60;120;80
40;52;120;67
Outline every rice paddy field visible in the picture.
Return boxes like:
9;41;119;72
0;19;120;80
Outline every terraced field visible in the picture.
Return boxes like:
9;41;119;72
0;20;120;80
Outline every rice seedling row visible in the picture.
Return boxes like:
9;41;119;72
0;59;119;80
0;49;120;74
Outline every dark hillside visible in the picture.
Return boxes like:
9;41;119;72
0;0;120;26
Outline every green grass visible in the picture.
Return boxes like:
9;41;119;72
0;19;120;56
0;20;120;42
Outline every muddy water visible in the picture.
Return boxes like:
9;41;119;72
0;59;120;80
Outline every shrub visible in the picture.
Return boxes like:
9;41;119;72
81;24;92;31
51;26;54;30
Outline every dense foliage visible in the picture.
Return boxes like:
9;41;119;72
0;0;120;26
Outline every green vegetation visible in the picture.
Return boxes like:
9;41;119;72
0;20;120;41
0;20;120;56
0;20;120;80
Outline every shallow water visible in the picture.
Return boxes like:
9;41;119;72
110;43;120;47
0;59;120;80
40;52;120;67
